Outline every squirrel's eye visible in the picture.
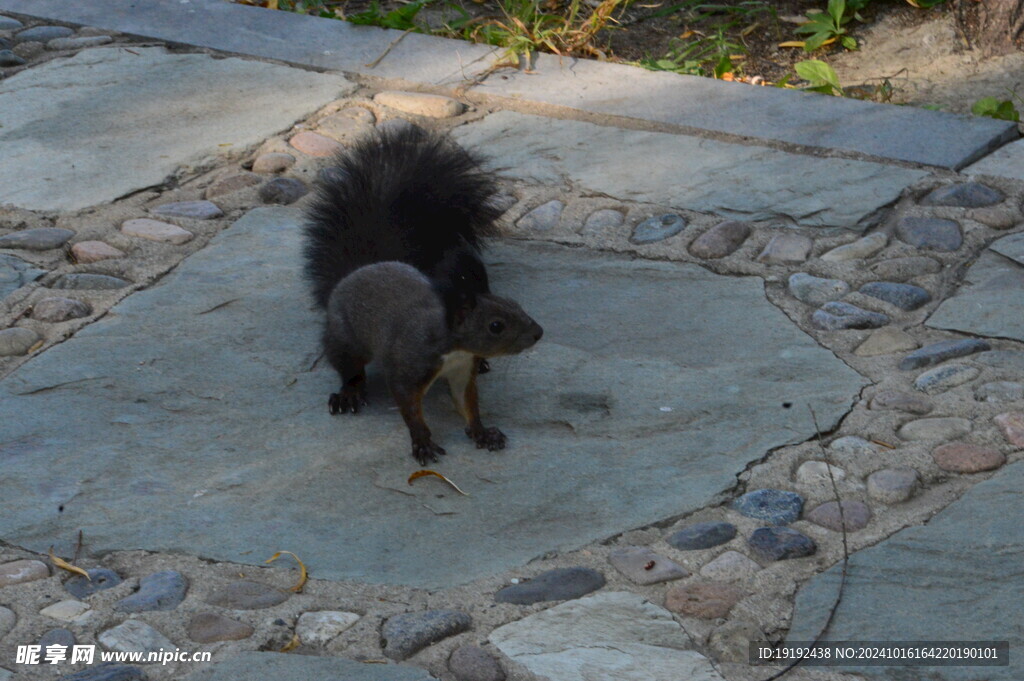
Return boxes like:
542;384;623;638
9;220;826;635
489;320;505;335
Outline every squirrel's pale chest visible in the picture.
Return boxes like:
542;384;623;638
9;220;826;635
437;350;475;379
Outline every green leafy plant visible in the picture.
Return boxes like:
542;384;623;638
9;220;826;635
972;96;1021;122
639;29;744;76
795;0;861;51
347;0;436;29
795;59;844;96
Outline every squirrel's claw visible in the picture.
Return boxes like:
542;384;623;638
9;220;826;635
467;425;507;451
477;358;491;374
412;440;446;466
328;388;366;415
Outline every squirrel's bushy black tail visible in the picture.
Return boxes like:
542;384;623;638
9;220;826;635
303;124;503;309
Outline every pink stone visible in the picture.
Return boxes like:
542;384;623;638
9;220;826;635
289;131;343;157
251;152;296;174
205;172;261;198
806;500;872;531
664;581;744;619
994;412;1024;447
932;442;1006;473
121;219;193;245
71;241;124;263
0;559;49;587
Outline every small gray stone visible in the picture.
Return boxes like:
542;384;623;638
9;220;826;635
32;297;92;322
788;273;850;306
517;200;564;231
39;627;75;649
829;436;877;457
258;177;308;205
976;381;1024;403
866;468;920;504
667;521;737;550
898;338;991;370
374;91;466;118
383;609;472;660
859;282;931;311
0;254;46;300
59;663;146;681
688;220;750;259
968;205;1019;230
251;152;296;174
0;559;49;586
52;274;130;290
295;610;359;646
820;232;887;262
732;489;804;525
205;580;288;609
151;200;223;220
0;227;74;250
12;40;43;59
98;619;174;654
114;570;187;612
631;214;685;244
756;232;812;264
854;327;918;357
0;16;24;30
747;527;816;561
895;217;962;251
40;599;89;622
47;36;113;50
870;390;933;414
608;546;689;585
205;172;261;198
0;49;25;66
0;327;39;356
869;256;942;281
921;183;1004;208
64;568;122;599
897;417;972;441
495;567;605;604
699;550;762;581
581;208;624;233
811;301;889;330
15;26;73;43
914;364;980;394
449;645;506;681
187;612;254;643
795;461;846;486
316;107;376;141
806;500;872;532
0;606;14;639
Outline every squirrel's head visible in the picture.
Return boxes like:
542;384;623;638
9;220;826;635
452;293;543;358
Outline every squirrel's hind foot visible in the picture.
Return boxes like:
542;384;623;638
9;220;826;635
466;425;507;451
328;386;367;414
412;439;447;466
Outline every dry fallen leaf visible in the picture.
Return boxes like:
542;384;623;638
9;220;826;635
778;40;806;48
279;634;300;652
265;550;308;593
407;469;470;496
49;547;90;580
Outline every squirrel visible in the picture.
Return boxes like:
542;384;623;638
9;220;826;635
302;123;544;465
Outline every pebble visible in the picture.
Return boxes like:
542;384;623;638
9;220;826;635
382;609;472;660
150;200;223;220
795;461;846;485
52;274;130;290
895;217;962;251
932;442;1005;473
121;218;193;245
581;208;623;233
854;327;918;357
756;232;812;264
968;206;1018;230
0;327;40;356
732;489;804;525
258;177;309;205
12;41;43;59
0;559;49;586
829;436;876;457
667;521;737;550
290;130;344;157
806;500;872;531
747;527;817;561
47;35;113;50
59;662;146;681
316;108;376;141
204;580;289;609
0;254;45;299
811;301;889;330
494;567;604;604
296;610;360;646
975;381;1024;403
39;627;75;649
98;620;174;653
114;570;187;612
0;606;14;639
630;213;685;244
71;241;125;264
664;581;744;619
0;16;23;30
187;613;254;643
994;412;1024;446
374;91;466;118
251;152;296;174
898;417;972;441
921;182;1004;207
64;568;122;599
0;227;74;250
870;390;933;414
699;550;762;581
859;282;931;311
977;350;1024;372
869;256;942;280
607;546;689;585
32;297;92;322
0;49;25;66
820;232;887;262
516;200;564;231
709;620;768;663
688;220;750;259
787;273;850;306
40;599;90;623
898;339;991;370
867;468;920;504
914;364;980;394
449;645;506;681
15;26;73;42
205;172;261;198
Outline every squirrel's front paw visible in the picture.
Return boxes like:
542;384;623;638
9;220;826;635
411;439;446;466
467;425;507;451
328;386;367;415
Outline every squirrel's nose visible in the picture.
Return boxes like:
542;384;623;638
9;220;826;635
533;324;544;342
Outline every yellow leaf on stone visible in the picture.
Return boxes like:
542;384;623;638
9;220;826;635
265;550;308;593
49;547;90;580
407;469;470;496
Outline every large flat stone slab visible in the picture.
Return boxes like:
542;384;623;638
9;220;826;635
0;207;864;588
183;652;436;680
0;46;353;211
927;234;1024;341
489;591;723;681
788;461;1024;680
965;138;1024;180
454;112;927;230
